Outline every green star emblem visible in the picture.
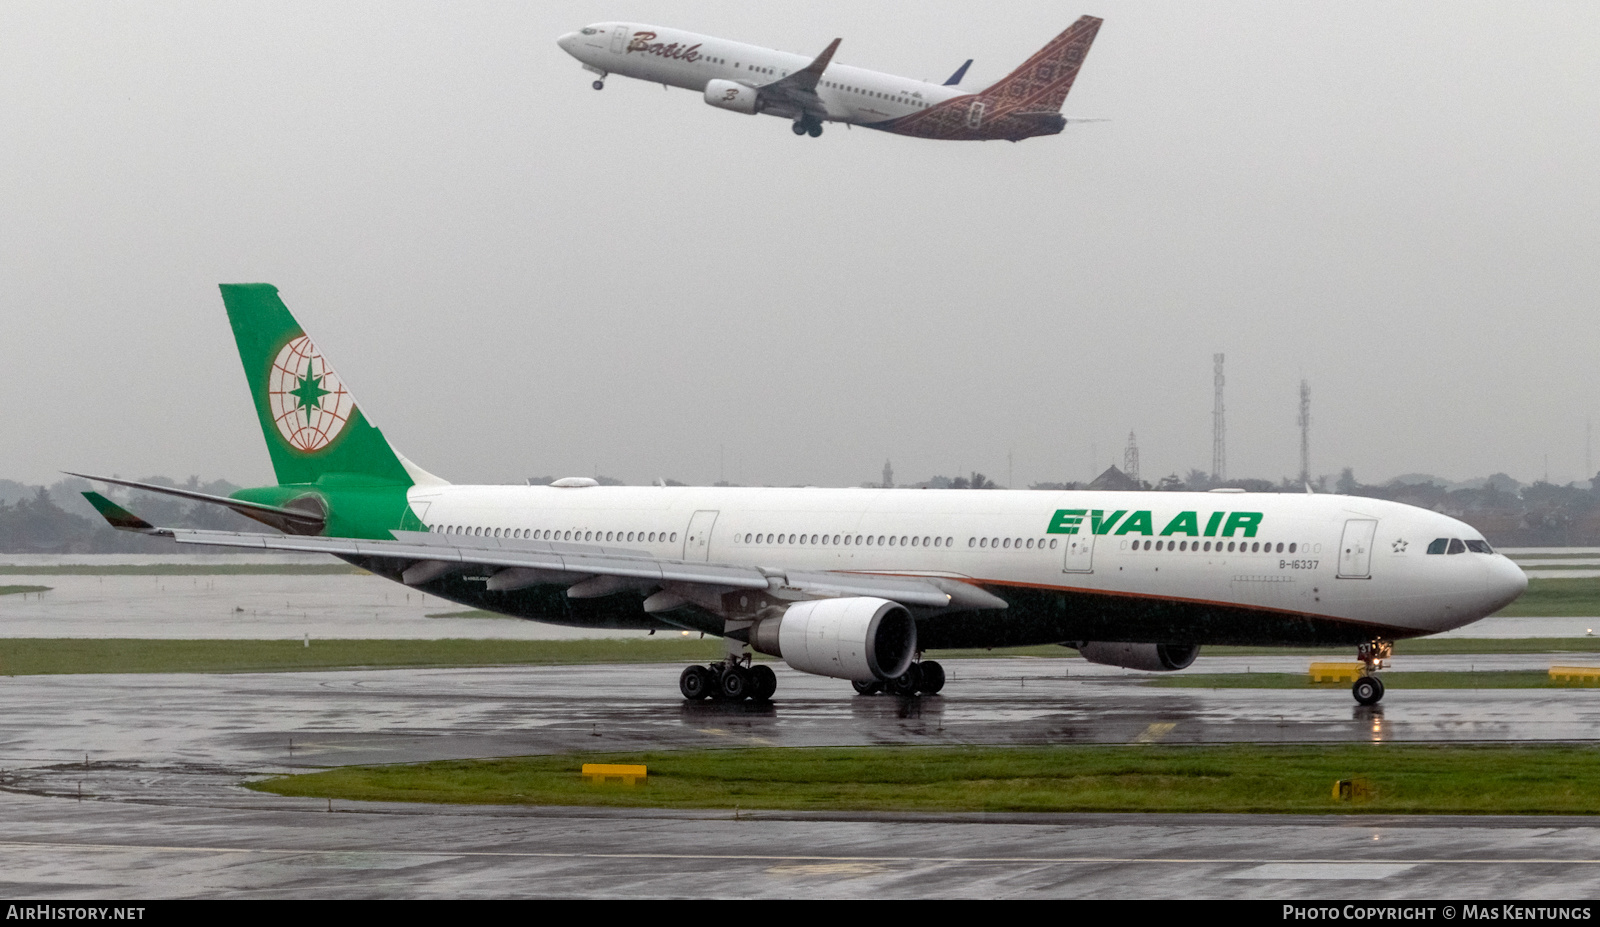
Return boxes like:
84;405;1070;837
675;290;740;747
288;361;331;422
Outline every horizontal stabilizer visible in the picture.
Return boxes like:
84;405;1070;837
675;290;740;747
65;472;327;534
81;491;156;532
943;59;973;86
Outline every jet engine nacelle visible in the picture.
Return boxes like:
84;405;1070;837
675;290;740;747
703;79;760;115
1075;641;1199;672
748;597;916;681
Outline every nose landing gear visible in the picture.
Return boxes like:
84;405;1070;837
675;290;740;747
1352;639;1392;705
592;80;605;90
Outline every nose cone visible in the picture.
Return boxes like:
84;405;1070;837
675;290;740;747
557;32;578;54
1483;555;1529;615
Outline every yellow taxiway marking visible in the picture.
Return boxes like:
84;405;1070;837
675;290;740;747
1133;722;1176;743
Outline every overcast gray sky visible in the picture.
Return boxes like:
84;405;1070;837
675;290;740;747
3;2;1598;490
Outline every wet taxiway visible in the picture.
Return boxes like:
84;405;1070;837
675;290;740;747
4;657;1600;897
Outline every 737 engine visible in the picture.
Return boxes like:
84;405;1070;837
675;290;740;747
703;79;761;114
1074;641;1199;672
746;597;917;681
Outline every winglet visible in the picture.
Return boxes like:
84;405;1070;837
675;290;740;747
81;491;157;532
943;59;973;86
798;37;842;81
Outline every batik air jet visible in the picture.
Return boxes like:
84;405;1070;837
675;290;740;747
78;286;1526;705
555;16;1102;141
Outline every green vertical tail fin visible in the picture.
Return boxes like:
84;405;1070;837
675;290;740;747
220;284;412;488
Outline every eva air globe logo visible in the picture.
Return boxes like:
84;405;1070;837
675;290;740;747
268;335;353;452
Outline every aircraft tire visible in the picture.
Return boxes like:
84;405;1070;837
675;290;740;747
851;679;883;696
1352;675;1384;706
807;123;823;138
918;661;946;695
592;80;605;90
792;122;807;136
679;665;712;700
750;665;778;702
720;665;750;701
888;663;923;697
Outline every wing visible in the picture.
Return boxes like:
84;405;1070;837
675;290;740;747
755;38;841;118
84;495;1008;614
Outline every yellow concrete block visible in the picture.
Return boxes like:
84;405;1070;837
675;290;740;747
1309;662;1364;684
1333;777;1373;802
1549;666;1600;685
582;763;647;786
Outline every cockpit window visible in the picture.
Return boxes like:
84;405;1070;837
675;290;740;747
1465;539;1494;554
1447;538;1467;554
581;27;597;35
1427;538;1449;555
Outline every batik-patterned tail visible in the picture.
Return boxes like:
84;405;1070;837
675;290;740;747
878;15;1102;142
984;15;1103;114
220;283;411;488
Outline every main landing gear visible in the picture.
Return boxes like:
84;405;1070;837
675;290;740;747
791;117;824;138
852;660;946;697
680;658;777;703
1352;639;1393;706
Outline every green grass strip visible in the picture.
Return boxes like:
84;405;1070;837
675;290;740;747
0;638;727;676
1146;671;1574;690
0;585;50;596
0;564;363;576
249;743;1600;815
4;637;1600;676
1494;576;1600;617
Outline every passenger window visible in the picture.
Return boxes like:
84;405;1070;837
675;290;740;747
1049;539;1057;549
1426;538;1449;554
1289;543;1297;553
1447;538;1467;554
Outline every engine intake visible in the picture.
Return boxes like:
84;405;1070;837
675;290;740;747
748;597;916;681
1075;641;1199;672
703;79;760;115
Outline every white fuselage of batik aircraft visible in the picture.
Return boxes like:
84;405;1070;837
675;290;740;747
555;16;1103;141
79;285;1527;706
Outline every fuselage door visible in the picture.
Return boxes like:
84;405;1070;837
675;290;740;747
610;24;628;55
684;510;719;561
966;99;985;129
1062;533;1094;573
1337;519;1378;579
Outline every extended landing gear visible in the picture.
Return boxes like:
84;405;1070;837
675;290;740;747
853;660;945;697
1351;639;1393;705
592;79;605;90
680;659;777;703
792;117;824;138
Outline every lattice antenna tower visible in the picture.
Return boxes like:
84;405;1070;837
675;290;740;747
1298;379;1311;486
1212;354;1227;482
1124;432;1140;485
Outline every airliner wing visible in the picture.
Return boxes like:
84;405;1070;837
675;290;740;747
756;37;841;115
97;515;961;609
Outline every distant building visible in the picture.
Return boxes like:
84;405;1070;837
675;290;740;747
883;460;894;488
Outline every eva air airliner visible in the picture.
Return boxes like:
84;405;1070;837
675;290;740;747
556;16;1102;141
79;286;1527;705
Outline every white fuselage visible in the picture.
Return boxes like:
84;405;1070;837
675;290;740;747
406;483;1527;641
557;23;968;126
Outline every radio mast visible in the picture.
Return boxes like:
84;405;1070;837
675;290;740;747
1124;432;1140;486
1212;354;1226;482
1298;379;1311;487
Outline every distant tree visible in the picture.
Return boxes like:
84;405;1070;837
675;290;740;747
595;476;625;486
1336;468;1359;495
1155;473;1185;492
1183;469;1213;491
